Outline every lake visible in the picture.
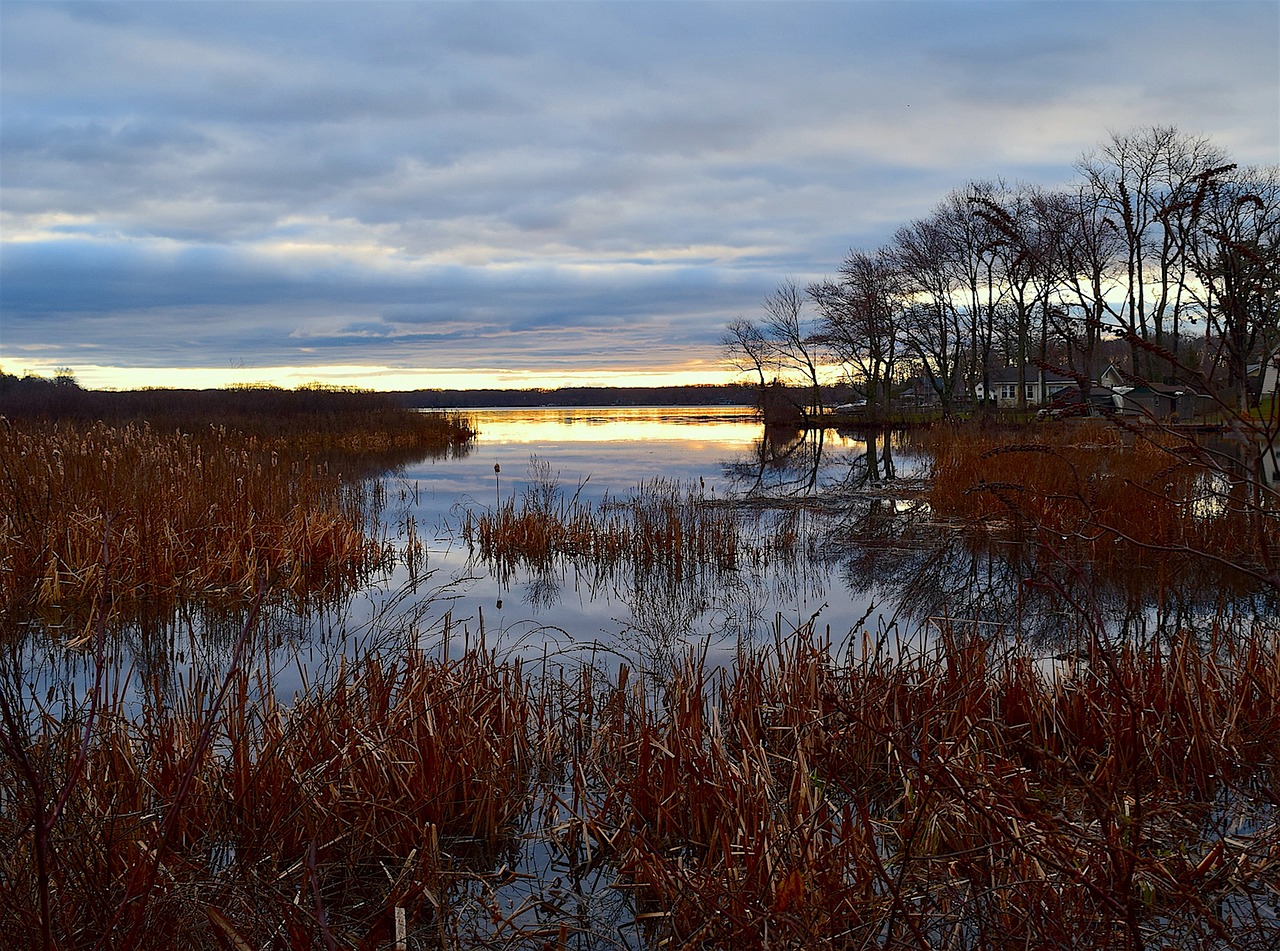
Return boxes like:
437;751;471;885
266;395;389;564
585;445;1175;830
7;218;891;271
32;403;1277;702
263;402;1280;690
339;405;930;679
28;404;936;704
11;403;1280;947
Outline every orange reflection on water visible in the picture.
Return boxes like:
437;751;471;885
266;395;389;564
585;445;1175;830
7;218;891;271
462;406;762;448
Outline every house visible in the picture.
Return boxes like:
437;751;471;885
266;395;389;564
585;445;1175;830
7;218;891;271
898;375;944;406
1248;349;1280;399
975;367;1077;407
1099;363;1131;389
1111;383;1200;421
1036;386;1119;419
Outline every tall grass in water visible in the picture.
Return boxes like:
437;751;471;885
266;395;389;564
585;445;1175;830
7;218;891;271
0;418;389;630
589;623;1280;948
464;471;739;578
0;382;476;458
923;421;1280;598
0;402;474;632
0;645;537;949
1;620;1276;947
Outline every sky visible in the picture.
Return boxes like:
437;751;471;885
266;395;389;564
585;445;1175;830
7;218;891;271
2;1;1278;392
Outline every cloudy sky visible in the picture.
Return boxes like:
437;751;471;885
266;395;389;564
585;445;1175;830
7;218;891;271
2;1;1277;390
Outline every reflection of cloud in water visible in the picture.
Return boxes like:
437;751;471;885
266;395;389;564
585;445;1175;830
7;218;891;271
403;412;1280;669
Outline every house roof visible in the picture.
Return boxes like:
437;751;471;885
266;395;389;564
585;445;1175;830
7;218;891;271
985;367;1077;385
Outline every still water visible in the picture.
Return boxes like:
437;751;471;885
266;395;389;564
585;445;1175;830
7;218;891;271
38;403;1271;703
33;406;930;703
357;405;923;675
344;404;1280;678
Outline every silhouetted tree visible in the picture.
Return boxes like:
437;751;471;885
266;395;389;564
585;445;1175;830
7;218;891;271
808;248;902;412
893;217;968;415
1079;125;1229;376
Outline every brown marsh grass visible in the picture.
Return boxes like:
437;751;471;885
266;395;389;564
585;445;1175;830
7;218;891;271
0;418;389;631
1;619;1277;948
587;624;1280;948
463;475;740;579
923;421;1280;594
0;401;474;634
4;401;1278;947
0;643;537;949
0;382;476;457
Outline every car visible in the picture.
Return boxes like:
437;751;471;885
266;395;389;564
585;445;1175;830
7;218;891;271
833;401;867;414
1035;390;1089;420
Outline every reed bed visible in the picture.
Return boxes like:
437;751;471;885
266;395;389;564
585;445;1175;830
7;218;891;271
587;624;1280;948
0;647;538;949
0;403;473;633
923;421;1280;590
0;418;390;631
463;476;740;578
2;621;1277;948
0;382;476;458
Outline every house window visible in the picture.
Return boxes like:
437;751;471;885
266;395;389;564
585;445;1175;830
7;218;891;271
999;384;1017;400
1025;384;1036;399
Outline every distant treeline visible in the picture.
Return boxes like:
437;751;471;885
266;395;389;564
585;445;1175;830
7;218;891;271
399;383;761;408
0;372;767;417
0;374;871;415
0;373;408;426
0;373;475;475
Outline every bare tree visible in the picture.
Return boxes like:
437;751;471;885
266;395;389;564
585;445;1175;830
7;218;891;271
893;217;968;415
937;185;1006;411
761;279;825;417
721;316;774;390
1079;125;1229;377
808;248;902;412
1032;185;1126;395
1182;163;1280;411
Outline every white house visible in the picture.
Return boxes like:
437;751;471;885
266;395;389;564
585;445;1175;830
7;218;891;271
1248;349;1280;399
975;367;1078;407
1099;363;1130;389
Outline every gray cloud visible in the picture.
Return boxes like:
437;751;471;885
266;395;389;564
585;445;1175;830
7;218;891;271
2;0;1276;386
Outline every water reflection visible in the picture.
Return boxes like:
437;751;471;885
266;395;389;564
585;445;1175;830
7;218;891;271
463;405;760;449
21;408;1280;696
718;421;1280;651
451;423;936;681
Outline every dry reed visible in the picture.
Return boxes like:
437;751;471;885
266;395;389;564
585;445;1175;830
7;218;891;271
923;421;1280;594
586;624;1280;948
463;476;739;580
0;404;474;634
2;621;1277;948
0;647;537;949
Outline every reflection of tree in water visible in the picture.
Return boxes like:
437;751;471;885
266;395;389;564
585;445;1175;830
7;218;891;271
612;518;840;685
821;487;1280;650
613;568;712;686
830;426;897;488
502;549;804;686
829;524;1079;647
727;424;1280;649
723;424;825;497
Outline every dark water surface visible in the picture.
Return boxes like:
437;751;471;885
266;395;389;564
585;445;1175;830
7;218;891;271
274;404;1280;690
355;406;930;676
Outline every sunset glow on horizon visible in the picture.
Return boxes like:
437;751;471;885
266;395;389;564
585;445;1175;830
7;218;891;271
3;359;746;393
3;2;1276;388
